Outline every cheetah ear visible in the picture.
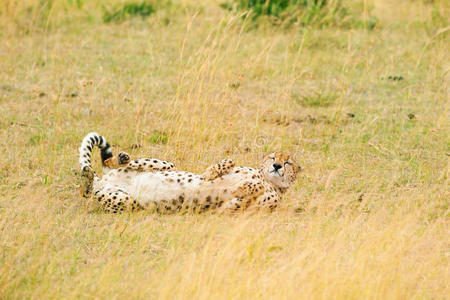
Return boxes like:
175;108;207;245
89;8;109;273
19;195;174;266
291;155;302;172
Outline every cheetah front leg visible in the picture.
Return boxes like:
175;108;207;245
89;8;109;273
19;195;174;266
221;180;265;212
92;186;143;213
203;158;235;181
254;191;281;212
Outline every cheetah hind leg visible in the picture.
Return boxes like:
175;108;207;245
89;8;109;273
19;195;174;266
203;158;235;181
106;151;177;172
93;187;143;213
80;166;96;198
127;157;176;172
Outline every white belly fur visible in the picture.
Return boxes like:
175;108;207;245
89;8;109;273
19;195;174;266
102;168;259;210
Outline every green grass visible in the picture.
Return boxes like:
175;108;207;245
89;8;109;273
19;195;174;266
0;0;449;298
148;131;169;144
293;92;338;107
220;0;378;29
103;2;155;23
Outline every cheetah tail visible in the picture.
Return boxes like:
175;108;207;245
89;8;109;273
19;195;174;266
78;132;113;172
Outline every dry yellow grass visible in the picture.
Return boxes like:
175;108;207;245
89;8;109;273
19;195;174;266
0;0;449;298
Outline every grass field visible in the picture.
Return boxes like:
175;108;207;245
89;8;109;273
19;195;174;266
0;0;449;298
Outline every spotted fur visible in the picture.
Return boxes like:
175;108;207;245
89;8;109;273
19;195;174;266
78;132;176;201
79;134;301;214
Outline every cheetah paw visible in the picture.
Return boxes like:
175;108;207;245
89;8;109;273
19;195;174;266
117;152;131;165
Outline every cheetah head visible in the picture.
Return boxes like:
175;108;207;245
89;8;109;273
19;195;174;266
260;152;301;190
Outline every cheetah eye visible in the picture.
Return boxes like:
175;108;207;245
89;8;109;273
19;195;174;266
270;157;275;160
284;161;292;166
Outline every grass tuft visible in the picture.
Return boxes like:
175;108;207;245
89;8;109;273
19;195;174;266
293;92;338;107
103;2;155;23
148;131;169;145
220;0;377;28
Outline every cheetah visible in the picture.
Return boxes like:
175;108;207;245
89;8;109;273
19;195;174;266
79;132;301;213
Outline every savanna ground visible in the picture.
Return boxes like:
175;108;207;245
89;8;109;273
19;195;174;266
0;0;449;298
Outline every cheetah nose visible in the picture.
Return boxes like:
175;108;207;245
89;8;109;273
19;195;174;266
273;163;282;171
